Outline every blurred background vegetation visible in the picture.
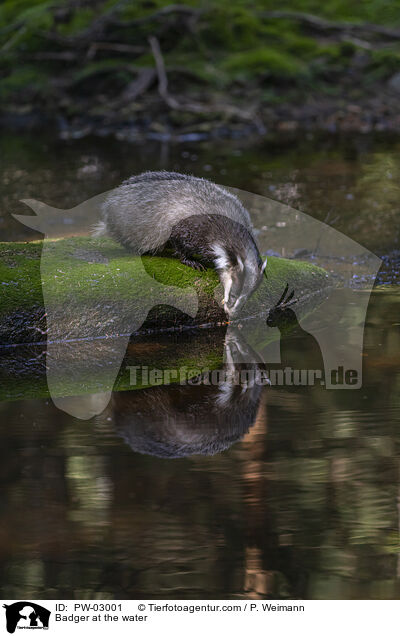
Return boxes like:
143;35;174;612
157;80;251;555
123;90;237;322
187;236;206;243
1;0;400;135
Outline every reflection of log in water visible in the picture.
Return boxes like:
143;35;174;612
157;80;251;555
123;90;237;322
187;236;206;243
0;329;226;404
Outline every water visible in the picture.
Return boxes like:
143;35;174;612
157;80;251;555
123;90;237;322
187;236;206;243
0;132;399;599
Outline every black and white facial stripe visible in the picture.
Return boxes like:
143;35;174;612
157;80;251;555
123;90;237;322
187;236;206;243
212;242;267;317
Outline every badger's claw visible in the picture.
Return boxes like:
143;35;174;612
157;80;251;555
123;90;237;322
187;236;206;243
178;256;206;271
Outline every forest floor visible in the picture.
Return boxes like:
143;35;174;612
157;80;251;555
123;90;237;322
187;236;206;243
1;2;400;139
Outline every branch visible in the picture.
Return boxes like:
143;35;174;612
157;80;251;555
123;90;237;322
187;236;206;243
148;35;265;132
86;41;145;60
30;51;78;61
1;24;26;51
117;68;156;104
148;35;180;108
339;35;374;50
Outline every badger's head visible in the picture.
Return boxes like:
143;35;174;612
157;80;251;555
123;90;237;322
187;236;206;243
213;242;267;319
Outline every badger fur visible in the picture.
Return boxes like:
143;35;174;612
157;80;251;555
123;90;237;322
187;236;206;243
94;171;267;317
100;330;264;458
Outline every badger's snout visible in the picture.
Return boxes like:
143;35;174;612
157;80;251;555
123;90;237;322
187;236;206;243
223;259;263;318
224;292;248;318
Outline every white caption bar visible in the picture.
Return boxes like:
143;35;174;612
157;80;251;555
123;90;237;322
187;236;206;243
1;599;398;636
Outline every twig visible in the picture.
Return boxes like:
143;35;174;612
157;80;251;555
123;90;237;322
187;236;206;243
118;68;156;104
148;35;180;108
148;35;265;132
65;0;132;41
37;29;79;45
339;36;374;50
86;41;145;60
30;51;78;61
1;24;26;51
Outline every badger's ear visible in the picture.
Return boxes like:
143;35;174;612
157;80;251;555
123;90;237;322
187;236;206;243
260;256;268;274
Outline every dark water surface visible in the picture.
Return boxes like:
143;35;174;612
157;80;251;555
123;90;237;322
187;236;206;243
0;133;399;599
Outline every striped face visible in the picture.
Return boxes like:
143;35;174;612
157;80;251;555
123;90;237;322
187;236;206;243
213;244;267;318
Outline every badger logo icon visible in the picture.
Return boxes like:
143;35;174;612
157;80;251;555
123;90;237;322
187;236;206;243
3;602;50;633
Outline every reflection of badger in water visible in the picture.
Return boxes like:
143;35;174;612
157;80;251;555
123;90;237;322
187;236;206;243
103;331;265;458
111;381;261;458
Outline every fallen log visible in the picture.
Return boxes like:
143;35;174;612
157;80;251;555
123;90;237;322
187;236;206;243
0;237;330;407
0;236;330;345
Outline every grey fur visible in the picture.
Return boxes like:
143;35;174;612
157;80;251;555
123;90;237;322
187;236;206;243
95;171;265;316
98;171;253;253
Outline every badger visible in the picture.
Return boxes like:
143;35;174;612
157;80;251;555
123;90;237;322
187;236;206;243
94;171;267;317
111;377;262;458
99;330;265;458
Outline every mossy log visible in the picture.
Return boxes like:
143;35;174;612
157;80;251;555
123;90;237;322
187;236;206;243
0;237;330;405
0;330;228;403
0;236;329;345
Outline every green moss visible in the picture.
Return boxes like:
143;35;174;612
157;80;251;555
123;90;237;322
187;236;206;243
0;237;217;320
0;65;49;97
0;242;43;313
116;0;192;22
0;337;227;402
72;59;137;83
0;235;328;361
269;0;400;24
369;48;400;79
0;0;54;33
199;6;265;51
0;236;328;322
1;0;400;115
56;7;96;36
222;47;306;79
279;31;321;58
0;236;329;402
